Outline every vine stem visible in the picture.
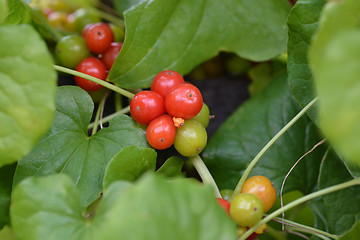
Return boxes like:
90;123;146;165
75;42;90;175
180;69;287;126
88;106;130;130
239;177;360;240
230;97;319;201
89;7;124;27
91;91;109;135
189;155;221;198
280;138;327;230
53;65;135;99
271;216;339;239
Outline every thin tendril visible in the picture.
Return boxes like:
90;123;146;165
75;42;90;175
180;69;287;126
280;138;327;230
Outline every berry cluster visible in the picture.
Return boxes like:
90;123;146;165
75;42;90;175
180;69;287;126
55;22;123;92
217;175;277;239
130;70;209;157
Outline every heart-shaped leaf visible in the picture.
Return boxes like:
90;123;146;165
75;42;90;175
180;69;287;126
318;149;360;235
13;86;147;207
11;173;237;240
103;145;157;189
0;24;56;167
0;163;16;229
109;0;290;89
202;74;326;195
287;0;325;123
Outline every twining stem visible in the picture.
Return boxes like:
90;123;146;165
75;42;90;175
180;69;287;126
53;65;135;99
271;217;339;239
230;97;319;201
88;106;130;130
286;227;329;240
239;178;360;240
189;155;221;198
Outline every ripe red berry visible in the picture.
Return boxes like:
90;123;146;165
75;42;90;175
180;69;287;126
130;91;166;125
151;70;185;98
165;83;203;120
75;57;107;91
216;198;230;214
84;23;114;53
100;42;123;70
146;115;176;150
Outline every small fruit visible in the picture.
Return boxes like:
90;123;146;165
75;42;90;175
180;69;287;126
241;175;277;212
151;70;185;98
55;35;91;69
74;57;107;91
220;189;233;201
229;193;264;227
146;114;176;150
173;120;207;157
84;23;114;53
165;83;203;120
130;91;165;125
72;8;101;33
192;103;210;128
216;198;230;214
100;42;123;70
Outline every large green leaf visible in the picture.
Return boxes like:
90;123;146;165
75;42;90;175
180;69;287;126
0;163;16;229
0;0;7;24
11;173;237;240
4;0;30;24
13;86;147;207
310;30;360;171
112;0;144;16
0;24;56;167
202;74;326;195
287;0;325;123
109;0;290;89
103;145;157;189
318;149;360;235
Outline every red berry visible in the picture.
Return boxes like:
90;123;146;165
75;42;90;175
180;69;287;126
165;83;203;120
146;115;176;150
100;42;123;70
151;70;185;98
85;23;114;53
130;91;166;125
75;57;107;91
216;198;230;214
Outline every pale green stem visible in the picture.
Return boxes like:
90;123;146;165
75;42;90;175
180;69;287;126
271;216;340;239
189;155;221;198
230;97;319;201
90;7;124;27
286;227;330;240
91;92;108;135
115;93;123;112
88;106;130;130
239;178;360;240
53;65;135;99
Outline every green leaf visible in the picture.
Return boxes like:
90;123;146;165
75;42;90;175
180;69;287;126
0;0;7;24
11;173;237;240
103;145;157;189
0;225;15;240
318;149;360;235
112;0;144;16
156;156;184;178
109;0;290;89
310;30;360;171
13;86;147;207
287;0;325;123
339;220;360;240
202;74;326;195
0;24;56;167
0;163;16;229
4;0;31;24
